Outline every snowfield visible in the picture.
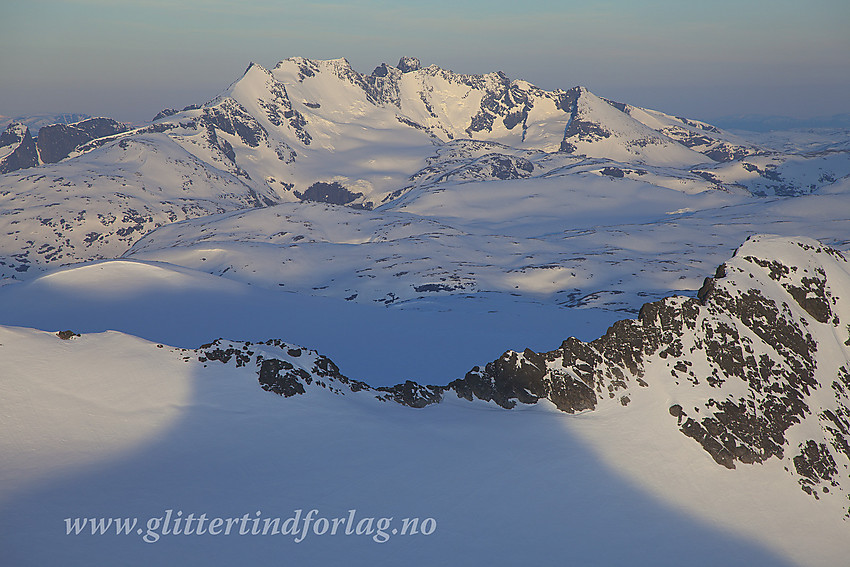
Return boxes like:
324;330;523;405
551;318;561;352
1;318;845;566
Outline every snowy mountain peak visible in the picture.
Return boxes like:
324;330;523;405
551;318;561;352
242;60;262;75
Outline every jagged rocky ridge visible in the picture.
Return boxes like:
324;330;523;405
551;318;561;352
195;236;850;509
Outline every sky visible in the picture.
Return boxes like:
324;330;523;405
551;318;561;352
2;0;849;125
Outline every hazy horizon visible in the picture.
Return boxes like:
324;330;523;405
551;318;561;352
3;0;849;125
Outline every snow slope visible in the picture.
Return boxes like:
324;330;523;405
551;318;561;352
0;134;277;277
2;237;849;566
118;177;850;314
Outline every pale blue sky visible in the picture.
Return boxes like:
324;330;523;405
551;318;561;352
3;0;848;123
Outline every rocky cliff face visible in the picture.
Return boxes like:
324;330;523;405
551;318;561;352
196;235;850;512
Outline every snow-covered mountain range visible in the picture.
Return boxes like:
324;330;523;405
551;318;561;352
1;56;849;566
5;57;837;203
0;58;847;311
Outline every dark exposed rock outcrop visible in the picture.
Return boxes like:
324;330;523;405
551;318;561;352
295;181;362;205
397;56;421;73
37;117;128;163
0;123;39;173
